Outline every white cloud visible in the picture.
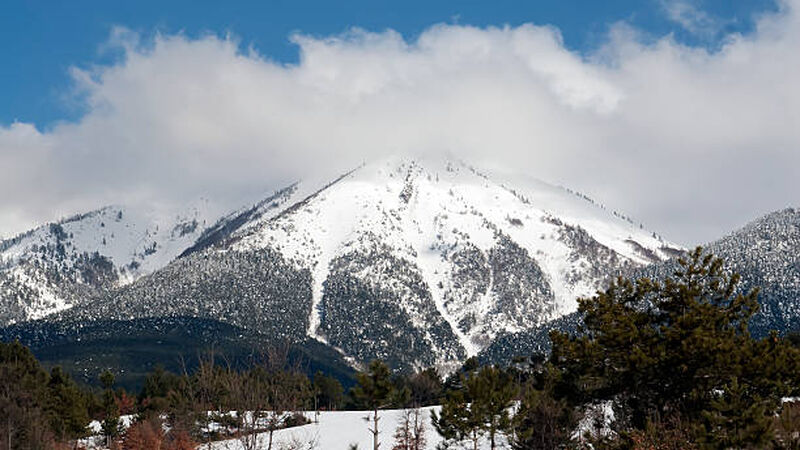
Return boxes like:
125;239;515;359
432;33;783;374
1;2;799;245
661;0;727;37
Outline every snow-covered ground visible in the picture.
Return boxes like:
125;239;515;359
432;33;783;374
205;407;491;450
75;407;517;449
79;415;138;449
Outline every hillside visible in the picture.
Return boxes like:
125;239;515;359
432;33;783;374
481;207;800;364
0;202;216;325
6;156;682;373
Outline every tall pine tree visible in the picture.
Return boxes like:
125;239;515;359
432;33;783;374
351;360;395;450
433;365;516;450
549;247;800;444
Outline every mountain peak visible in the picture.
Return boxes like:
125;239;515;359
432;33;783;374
1;156;683;370
215;156;681;361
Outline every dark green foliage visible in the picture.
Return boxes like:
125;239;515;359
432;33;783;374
0;316;356;391
473;366;517;449
433;374;484;448
313;371;344;410
511;381;576;450
549;247;800;445
404;368;444;406
0;340;54;449
351;360;396;450
0;337;349;448
99;369;115;389
45;366;89;442
0;340;89;448
100;369;121;443
350;360;395;411
699;377;773;448
433;365;517;450
139;364;182;414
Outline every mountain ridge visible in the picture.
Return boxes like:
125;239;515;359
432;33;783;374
481;206;800;365
1;156;683;372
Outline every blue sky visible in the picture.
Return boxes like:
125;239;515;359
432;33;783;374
0;0;778;128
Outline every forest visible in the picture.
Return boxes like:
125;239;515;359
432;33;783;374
4;248;800;449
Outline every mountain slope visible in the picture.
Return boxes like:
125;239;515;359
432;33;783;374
635;207;800;337
36;157;678;371
702;207;800;335
0;202;218;325
1;156;683;371
481;207;800;364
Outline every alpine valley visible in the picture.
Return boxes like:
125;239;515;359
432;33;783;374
3;156;796;385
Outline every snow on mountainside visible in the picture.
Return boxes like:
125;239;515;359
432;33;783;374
0;156;683;371
678;207;800;336
481;207;800;366
0;201;216;325
215;156;681;367
630;207;800;337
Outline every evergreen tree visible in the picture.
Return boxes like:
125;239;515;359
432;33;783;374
351;360;395;450
549;247;800;444
433;366;517;450
0;341;54;449
140;364;182;413
511;382;575;450
432;372;484;450
46;366;89;443
473;366;516;449
100;369;121;447
313;371;344;411
700;377;773;448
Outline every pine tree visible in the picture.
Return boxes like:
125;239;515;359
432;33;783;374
511;384;575;450
46;366;89;443
700;377;773;448
433;366;516;450
433;373;484;450
351;360;395;450
549;247;800;444
313;371;344;411
100;369;121;447
1;341;65;448
473;366;516;449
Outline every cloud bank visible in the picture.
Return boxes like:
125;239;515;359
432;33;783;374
1;1;799;245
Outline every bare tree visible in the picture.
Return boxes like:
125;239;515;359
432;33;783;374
277;432;319;450
392;407;426;450
226;368;269;450
226;344;312;450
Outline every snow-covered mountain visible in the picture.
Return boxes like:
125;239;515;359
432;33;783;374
695;207;800;335
0;201;217;325
480;207;800;365
9;156;679;371
232;158;678;355
633;207;800;336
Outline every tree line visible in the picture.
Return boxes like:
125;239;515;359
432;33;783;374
4;247;800;449
336;248;800;449
428;248;800;448
0;338;447;449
